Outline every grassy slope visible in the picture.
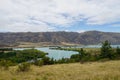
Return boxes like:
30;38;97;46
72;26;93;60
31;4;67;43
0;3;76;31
0;60;120;80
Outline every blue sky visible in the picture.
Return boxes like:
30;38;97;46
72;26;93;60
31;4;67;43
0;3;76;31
0;0;120;32
54;21;120;33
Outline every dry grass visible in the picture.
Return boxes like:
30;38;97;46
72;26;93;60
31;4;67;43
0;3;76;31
0;60;120;80
17;42;55;48
84;48;100;54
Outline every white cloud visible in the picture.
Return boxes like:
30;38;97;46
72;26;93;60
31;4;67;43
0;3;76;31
0;0;120;32
77;30;86;33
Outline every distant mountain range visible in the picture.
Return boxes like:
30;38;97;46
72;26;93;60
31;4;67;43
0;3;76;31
0;31;120;47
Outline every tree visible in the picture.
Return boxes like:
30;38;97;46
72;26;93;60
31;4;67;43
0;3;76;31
116;47;120;55
100;40;114;59
115;47;120;59
79;48;87;63
79;48;85;60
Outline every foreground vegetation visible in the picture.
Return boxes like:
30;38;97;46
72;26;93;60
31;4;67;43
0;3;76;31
0;60;120;80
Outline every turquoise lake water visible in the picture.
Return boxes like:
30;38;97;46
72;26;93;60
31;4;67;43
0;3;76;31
36;47;78;60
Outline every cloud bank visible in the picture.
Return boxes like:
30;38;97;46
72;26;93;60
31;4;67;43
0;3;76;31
0;0;120;32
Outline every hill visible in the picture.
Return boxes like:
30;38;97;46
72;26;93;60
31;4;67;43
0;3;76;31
0;60;120;80
0;31;120;47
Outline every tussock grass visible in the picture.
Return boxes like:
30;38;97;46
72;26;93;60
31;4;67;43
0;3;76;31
0;60;120;80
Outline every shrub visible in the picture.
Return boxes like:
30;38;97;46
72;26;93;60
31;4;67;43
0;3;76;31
34;60;44;66
17;62;31;72
49;58;55;64
42;57;50;65
70;54;80;62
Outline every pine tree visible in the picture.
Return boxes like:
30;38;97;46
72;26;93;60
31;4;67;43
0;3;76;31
116;47;120;58
79;48;86;63
100;40;114;59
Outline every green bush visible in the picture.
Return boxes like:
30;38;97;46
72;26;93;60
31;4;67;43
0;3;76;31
42;57;50;65
49;58;55;64
17;62;31;72
70;54;80;62
34;60;44;66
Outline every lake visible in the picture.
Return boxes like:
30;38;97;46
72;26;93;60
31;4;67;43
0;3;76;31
14;47;79;60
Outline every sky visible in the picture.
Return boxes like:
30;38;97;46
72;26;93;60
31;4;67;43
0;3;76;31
0;0;120;32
